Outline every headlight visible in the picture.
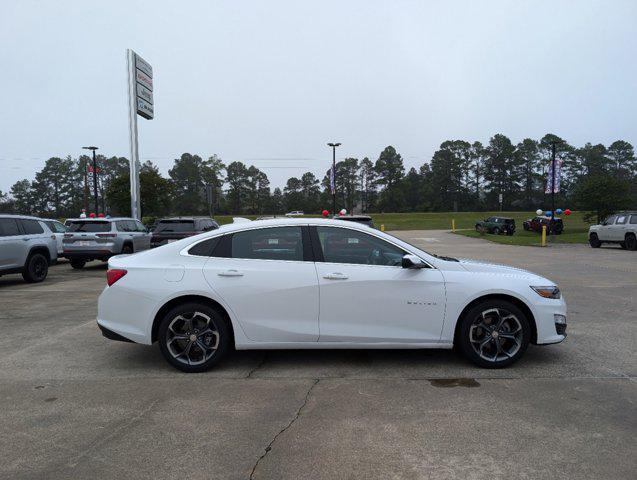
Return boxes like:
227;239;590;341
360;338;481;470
531;286;561;299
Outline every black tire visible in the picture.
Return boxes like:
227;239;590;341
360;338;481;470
505;230;514;236
626;234;637;251
589;233;601;248
121;243;133;254
70;259;86;269
158;302;231;373
22;253;49;283
523;223;530;231
475;224;480;232
457;299;531;368
620;242;627;249
492;227;500;235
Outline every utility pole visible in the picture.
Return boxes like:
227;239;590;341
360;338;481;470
83;146;99;215
327;142;341;214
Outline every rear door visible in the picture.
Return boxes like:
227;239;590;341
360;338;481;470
202;226;320;342
312;225;446;343
0;218;27;269
133;220;150;250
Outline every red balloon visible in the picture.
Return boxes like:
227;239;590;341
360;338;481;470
564;209;571;216
89;212;96;218
322;209;329;217
98;213;105;218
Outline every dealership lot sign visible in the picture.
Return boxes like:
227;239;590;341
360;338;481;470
126;49;154;220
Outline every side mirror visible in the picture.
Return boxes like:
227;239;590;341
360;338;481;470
402;254;428;269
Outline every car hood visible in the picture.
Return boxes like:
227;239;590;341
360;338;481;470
457;259;548;282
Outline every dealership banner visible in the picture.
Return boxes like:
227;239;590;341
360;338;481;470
545;159;563;194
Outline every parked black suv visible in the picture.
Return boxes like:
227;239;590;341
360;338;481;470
150;217;219;248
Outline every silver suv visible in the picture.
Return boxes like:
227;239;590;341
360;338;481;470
588;212;637;250
0;214;58;283
63;217;151;269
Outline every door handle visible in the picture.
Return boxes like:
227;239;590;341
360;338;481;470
323;272;348;280
218;270;244;277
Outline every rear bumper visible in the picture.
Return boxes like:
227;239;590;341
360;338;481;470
64;249;116;260
98;323;134;342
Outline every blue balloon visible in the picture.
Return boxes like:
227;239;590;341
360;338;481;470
556;208;563;215
545;210;552;216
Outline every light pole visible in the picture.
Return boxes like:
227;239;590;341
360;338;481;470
82;146;99;215
327;142;341;214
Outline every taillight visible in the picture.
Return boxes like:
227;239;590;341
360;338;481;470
97;233;117;238
106;269;127;286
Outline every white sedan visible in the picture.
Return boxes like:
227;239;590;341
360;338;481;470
97;218;567;372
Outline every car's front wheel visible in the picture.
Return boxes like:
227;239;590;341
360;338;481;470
589;233;601;248
492;227;500;235
158;302;230;373
22;253;48;283
457;300;531;368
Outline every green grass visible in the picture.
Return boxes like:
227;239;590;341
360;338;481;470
455;229;588;246
214;211;591;232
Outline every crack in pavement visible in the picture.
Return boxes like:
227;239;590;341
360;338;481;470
249;378;319;480
245;353;269;378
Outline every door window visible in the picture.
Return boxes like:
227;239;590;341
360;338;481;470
0;218;21;236
188;237;221;257
604;216;617;225
316;227;407;266
616;215;628;225
21;219;44;235
630;215;637;225
231;227;303;261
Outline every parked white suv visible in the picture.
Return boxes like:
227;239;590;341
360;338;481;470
588;212;637;250
0;215;58;282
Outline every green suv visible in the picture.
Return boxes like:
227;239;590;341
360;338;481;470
475;216;516;236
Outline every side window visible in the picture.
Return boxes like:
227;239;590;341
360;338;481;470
630;215;637;225
115;221;128;232
21;219;44;235
231;227;303;261
53;222;67;233
135;221;146;232
188;237;221;257
316;227;407;266
0;218;21;236
616;215;627;225
605;216;617;225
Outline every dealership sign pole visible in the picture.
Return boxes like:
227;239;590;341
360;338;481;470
126;49;154;220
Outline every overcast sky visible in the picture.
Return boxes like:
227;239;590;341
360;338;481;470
1;0;635;192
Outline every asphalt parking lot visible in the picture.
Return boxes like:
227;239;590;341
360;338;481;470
1;231;635;480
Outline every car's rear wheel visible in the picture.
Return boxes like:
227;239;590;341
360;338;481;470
158;302;230;373
626;234;637;251
70;259;86;269
122;244;133;254
457;300;531;368
22;253;48;283
589;233;601;248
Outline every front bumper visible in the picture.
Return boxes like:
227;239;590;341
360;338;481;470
533;299;567;345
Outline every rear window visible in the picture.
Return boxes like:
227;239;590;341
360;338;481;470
155;220;196;233
68;221;111;232
630;215;637;225
188;237;221;257
21;219;44;234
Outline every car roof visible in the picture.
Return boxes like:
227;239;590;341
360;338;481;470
66;217;132;221
0;214;47;221
211;217;376;235
158;217;214;221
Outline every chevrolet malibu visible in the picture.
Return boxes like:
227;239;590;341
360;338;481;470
97;218;567;372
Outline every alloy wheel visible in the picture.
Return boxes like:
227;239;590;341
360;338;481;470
469;308;523;363
165;311;220;366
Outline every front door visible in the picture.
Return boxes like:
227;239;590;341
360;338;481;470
202;226;319;342
0;218;27;269
312;226;446;343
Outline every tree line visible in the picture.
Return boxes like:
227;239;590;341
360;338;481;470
1;133;635;222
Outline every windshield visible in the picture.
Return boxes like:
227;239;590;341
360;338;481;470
155;220;195;232
379;230;458;262
68;221;111;232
